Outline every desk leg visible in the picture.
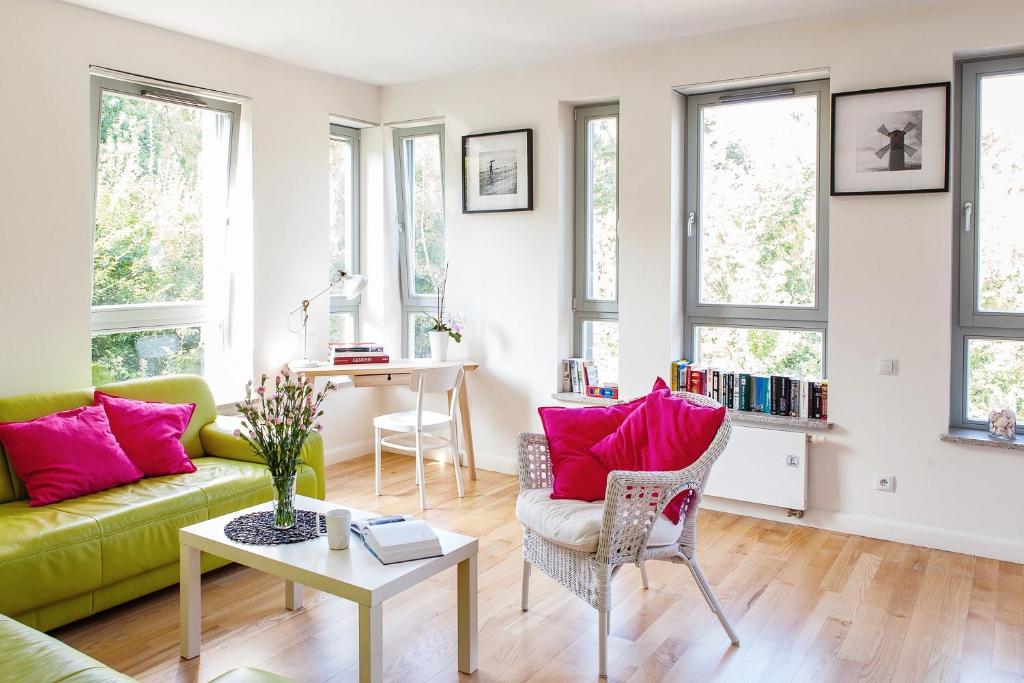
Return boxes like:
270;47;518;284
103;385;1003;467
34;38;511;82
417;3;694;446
457;554;479;674
285;580;303;610
457;380;477;481
180;545;201;659
359;603;383;683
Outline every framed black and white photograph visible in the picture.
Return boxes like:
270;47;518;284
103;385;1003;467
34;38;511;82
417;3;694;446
462;128;533;213
831;82;950;195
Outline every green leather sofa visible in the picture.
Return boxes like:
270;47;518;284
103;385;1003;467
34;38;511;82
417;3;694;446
0;613;293;682
0;374;325;632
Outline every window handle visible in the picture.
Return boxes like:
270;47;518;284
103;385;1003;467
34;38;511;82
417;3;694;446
964;201;973;232
687;211;696;238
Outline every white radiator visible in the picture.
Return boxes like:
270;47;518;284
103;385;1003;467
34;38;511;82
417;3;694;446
703;425;808;512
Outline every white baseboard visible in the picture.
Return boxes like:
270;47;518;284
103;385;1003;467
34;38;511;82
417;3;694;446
324;439;375;465
701;495;1024;565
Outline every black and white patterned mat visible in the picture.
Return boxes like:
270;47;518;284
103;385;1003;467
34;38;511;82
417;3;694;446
223;510;326;545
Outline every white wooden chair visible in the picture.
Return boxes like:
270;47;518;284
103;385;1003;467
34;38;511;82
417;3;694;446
516;392;738;678
374;364;466;509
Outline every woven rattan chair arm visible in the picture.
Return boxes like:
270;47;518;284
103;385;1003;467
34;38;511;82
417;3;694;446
516;431;554;491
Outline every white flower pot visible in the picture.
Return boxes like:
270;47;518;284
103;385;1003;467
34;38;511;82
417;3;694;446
429;331;449;362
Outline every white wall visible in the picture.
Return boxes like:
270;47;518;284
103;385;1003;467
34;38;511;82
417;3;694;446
0;0;386;459
379;0;1024;561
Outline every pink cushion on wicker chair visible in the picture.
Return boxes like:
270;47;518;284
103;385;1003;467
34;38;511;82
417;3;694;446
538;378;669;501
590;389;725;523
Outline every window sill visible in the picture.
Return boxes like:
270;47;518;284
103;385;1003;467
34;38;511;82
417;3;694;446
551;392;623;406
728;410;833;432
940;428;1024;453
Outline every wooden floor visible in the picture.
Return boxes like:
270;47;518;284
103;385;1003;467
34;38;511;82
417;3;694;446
56;453;1024;682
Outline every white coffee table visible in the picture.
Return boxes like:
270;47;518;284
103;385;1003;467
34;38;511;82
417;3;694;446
178;495;478;682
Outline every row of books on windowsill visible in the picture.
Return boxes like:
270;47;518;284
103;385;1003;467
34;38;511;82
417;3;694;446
670;360;829;420
560;358;620;400
329;342;389;365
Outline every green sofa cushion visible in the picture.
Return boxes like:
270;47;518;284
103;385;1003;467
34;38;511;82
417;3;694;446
0;389;94;503
0;502;102;616
155;457;319;518
95;374;217;459
0;614;136;682
49;479;207;586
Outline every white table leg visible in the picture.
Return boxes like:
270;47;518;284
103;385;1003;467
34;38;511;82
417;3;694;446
457;554;478;674
285;580;304;610
179;545;201;659
359;602;383;683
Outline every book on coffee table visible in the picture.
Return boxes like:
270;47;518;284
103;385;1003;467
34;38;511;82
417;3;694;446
350;514;443;564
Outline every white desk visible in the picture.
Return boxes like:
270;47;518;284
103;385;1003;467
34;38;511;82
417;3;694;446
179;496;479;682
294;360;480;480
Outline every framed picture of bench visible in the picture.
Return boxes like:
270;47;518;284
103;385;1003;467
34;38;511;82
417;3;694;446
462;128;533;213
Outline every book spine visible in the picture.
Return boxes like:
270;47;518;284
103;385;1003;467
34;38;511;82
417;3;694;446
821;380;828;421
725;373;735;409
712;370;720;403
569;360;579;393
799;380;809;419
670;361;678;391
761;377;772;414
738;374;750;411
788;378;799;417
812;382;823;419
560;360;572;393
331;346;384;353
583;361;599;390
332;350;387;357
677;362;688;393
333;355;389;365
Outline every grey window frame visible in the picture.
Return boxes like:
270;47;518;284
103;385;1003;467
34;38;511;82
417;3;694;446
88;74;240;335
573;103;620;357
329;123;361;338
951;55;1024;433
683;79;830;372
393;124;446;357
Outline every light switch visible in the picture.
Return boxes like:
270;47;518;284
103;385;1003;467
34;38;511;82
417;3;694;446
878;359;898;375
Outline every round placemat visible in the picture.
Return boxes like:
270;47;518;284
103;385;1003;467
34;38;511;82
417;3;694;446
224;510;326;545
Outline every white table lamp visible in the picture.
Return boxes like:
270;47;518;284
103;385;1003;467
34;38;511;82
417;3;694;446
289;270;368;368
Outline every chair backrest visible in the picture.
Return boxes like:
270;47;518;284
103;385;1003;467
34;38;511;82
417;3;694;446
409;364;465;422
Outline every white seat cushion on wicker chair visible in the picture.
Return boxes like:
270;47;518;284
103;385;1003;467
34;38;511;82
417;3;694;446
516;488;682;553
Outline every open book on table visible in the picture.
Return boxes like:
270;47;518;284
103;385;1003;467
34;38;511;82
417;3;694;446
350;514;443;565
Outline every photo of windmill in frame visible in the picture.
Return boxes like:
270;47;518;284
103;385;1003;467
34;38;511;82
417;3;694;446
857;109;924;173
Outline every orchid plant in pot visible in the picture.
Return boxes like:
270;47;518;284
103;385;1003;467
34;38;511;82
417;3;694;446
428;264;463;362
234;369;336;529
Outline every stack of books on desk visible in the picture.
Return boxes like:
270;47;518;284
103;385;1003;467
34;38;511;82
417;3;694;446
329;342;389;365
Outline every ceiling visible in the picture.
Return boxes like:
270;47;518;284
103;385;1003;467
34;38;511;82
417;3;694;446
62;0;928;86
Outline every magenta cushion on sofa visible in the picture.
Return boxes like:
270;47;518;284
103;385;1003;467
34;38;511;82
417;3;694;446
94;391;197;477
590;389;725;523
538;378;669;501
0;405;144;506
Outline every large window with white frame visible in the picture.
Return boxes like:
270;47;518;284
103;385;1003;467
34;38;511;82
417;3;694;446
393;125;446;358
90;75;238;390
574;103;619;384
329;123;361;343
952;55;1024;433
684;80;829;378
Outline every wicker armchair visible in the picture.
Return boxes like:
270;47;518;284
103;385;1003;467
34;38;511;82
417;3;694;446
516;392;739;678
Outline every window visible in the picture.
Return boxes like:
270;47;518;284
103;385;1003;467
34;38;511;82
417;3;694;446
329;124;361;343
394;125;446;358
90;75;238;389
684;80;829;377
574;104;619;383
953;56;1024;432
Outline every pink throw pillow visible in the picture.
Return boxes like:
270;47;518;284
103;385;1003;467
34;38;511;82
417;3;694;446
95;391;197;476
0;405;143;506
538;378;669;501
590;389;725;523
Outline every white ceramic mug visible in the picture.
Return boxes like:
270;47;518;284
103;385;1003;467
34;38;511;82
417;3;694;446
325;508;351;550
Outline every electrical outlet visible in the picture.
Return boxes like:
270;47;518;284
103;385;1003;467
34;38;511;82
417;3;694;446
878;359;898;375
875;474;896;492
786;454;801;468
